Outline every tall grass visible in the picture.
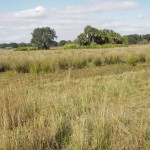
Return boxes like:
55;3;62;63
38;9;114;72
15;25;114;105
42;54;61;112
0;51;148;73
1;70;150;149
1;45;150;149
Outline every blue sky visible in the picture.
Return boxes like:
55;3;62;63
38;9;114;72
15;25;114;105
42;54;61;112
0;0;150;43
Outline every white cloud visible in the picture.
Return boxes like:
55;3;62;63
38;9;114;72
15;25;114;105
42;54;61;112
137;14;150;19
14;6;46;19
51;1;138;15
89;1;138;12
0;1;144;43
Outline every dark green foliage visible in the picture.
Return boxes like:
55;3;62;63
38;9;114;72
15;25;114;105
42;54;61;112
77;33;89;46
31;27;57;49
125;34;142;45
125;34;150;45
9;43;18;48
18;42;31;47
76;25;128;46
0;43;18;48
59;40;67;46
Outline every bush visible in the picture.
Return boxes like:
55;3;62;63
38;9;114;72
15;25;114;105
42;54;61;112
57;58;71;70
93;57;102;66
63;44;80;49
125;53;146;66
103;56;114;65
0;62;11;72
125;54;138;66
15;47;38;51
112;55;123;64
15;61;30;73
87;43;100;49
63;43;127;49
72;57;87;69
137;53;146;63
41;61;56;73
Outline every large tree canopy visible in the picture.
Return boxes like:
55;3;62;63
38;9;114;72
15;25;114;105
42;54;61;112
76;25;128;46
31;27;57;49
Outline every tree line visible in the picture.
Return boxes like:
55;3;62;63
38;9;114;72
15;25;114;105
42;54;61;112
0;42;31;49
124;34;150;45
1;26;150;49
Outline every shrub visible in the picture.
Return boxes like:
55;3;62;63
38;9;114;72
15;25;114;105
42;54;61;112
15;61;30;73
125;54;138;66
93;57;102;66
72;57;87;69
41;61;56;73
15;47;38;51
63;43;127;49
57;58;71;70
103;56;114;65
0;62;11;72
29;62;43;73
112;55;123;64
88;43;100;49
29;60;56;73
87;56;93;63
63;44;80;49
137;53;146;63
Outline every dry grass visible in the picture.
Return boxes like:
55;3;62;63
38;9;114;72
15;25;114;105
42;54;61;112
0;44;150;73
1;44;150;149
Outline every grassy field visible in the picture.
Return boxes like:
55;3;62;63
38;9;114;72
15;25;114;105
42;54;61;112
1;45;150;149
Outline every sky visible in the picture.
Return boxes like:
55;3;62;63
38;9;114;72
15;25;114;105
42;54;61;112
0;0;150;43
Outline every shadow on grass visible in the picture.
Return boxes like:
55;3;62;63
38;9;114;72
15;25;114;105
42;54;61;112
50;121;72;150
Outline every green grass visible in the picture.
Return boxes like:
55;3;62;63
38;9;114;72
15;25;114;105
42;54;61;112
1;44;150;149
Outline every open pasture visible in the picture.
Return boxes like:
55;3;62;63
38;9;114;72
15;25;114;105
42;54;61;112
1;45;150;149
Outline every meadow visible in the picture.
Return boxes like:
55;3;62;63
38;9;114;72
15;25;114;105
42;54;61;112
1;44;150;149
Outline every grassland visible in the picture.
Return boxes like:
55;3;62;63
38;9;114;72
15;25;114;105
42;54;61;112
1;44;150;149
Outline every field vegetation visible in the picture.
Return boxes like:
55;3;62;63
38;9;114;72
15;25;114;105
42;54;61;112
0;44;150;74
1;44;150;149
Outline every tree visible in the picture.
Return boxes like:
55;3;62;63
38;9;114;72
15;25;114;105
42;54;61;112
77;33;89;46
9;42;18;48
76;25;128;46
84;25;97;43
59;40;67;46
31;27;57;49
18;42;31;47
125;34;150;45
125;34;141;45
